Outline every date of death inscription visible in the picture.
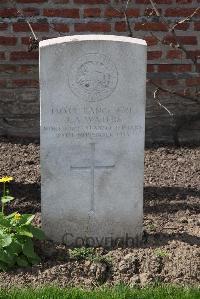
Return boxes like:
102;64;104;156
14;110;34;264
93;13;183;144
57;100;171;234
42;105;144;139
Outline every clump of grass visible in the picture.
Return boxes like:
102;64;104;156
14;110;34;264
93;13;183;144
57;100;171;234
68;247;111;265
148;223;156;232
90;254;112;265
154;249;169;258
68;247;95;261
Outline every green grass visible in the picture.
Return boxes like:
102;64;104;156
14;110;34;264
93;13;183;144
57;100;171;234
0;285;199;299
68;247;112;264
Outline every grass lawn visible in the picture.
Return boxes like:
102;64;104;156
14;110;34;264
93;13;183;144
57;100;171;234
0;285;199;299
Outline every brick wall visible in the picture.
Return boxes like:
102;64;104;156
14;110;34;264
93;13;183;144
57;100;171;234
0;0;199;144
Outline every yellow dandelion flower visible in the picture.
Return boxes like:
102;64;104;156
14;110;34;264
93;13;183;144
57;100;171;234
0;176;13;183
14;213;21;221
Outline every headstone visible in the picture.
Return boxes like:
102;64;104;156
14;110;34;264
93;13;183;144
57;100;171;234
40;35;147;247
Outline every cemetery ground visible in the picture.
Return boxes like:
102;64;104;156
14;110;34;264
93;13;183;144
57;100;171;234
0;136;199;290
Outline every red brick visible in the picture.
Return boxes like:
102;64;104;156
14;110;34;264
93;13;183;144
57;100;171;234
136;0;172;3
104;7;121;17
74;0;108;3
0;36;17;46
0;52;5;60
0;65;17;73
194;22;200;30
12;79;38;87
147;64;155;72
173;23;190;31
10;51;39;61
126;8;140;17
167;79;178;86
147;51;162;60
0;80;7;88
53;24;69;33
0;24;8;30
144;36;158;46
163;35;197;45
16;0;47;2
13;23;49;32
114;22;127;32
135;22;167;31
21;36;40;48
21;37;30;45
144;8;162;16
166;50;183;59
53;0;68;2
84;8;101;17
165;8;200;17
43;9;79;18
186;50;200;60
0;8;18;17
18;65;36;73
150;79;162;85
186;77;200;86
22;8;40;16
179;36;198;45
75;23;111;32
176;0;192;3
104;8;139;18
158;64;192;72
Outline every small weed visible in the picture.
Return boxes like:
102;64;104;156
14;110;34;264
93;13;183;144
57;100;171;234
69;247;95;260
148;223;156;231
69;247;112;265
154;249;169;258
89;254;112;265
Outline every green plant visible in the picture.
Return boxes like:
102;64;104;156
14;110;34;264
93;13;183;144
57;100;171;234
0;176;45;271
148;223;156;232
154;249;169;258
90;254;112;265
69;247;95;260
69;247;112;265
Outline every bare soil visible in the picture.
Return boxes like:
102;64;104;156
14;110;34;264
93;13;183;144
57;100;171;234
0;137;199;288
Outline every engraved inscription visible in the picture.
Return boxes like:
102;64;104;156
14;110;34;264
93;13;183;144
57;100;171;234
43;104;144;139
69;54;118;102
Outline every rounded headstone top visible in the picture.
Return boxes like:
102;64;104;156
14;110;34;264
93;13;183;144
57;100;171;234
39;35;147;48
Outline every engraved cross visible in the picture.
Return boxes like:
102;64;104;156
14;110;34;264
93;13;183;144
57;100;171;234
70;143;115;212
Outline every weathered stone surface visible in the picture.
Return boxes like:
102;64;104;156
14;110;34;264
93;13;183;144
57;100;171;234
40;35;146;246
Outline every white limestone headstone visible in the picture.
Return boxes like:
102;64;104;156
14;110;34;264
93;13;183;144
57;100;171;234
40;35;147;247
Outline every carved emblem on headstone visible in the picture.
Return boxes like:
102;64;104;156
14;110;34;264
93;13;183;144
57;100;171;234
69;53;118;102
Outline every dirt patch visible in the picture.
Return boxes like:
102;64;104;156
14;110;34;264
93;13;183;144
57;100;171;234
0;137;199;287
